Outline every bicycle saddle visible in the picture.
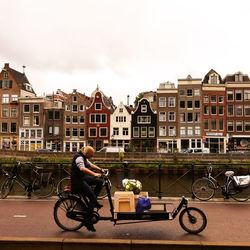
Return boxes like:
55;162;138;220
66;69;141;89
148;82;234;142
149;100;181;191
225;171;234;177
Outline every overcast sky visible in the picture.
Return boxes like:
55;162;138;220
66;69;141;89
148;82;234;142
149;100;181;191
1;0;250;106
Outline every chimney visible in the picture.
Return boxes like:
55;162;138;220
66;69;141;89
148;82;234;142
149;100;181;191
4;63;9;69
127;95;130;106
23;65;26;74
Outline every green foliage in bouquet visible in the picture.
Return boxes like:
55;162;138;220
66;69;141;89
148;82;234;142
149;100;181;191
122;179;142;194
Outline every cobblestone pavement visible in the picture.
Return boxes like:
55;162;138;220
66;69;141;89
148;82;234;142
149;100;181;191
0;198;249;243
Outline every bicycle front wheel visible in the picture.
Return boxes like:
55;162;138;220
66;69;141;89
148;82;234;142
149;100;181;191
54;196;86;231
179;207;207;234
56;177;71;195
227;180;250;202
192;177;215;201
0;178;14;199
32;177;55;198
97;179;111;200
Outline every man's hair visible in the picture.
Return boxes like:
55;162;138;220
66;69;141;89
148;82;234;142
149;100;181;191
81;146;95;155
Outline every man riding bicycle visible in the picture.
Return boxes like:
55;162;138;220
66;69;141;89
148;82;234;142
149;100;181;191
71;146;104;232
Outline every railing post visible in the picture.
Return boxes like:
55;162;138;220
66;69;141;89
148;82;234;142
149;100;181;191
158;163;162;199
123;161;129;179
191;163;195;199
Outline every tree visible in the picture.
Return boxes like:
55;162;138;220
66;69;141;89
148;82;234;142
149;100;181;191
134;92;145;107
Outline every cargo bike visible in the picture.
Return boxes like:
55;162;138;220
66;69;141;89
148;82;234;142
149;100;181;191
54;170;207;234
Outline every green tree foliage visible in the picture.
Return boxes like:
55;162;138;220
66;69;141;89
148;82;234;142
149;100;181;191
134;92;145;107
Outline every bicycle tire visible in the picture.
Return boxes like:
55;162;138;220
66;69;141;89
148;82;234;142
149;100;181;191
56;177;71;195
54;196;86;231
97;179;111;200
227;179;250;202
192;177;215;201
32;177;55;198
0;178;14;199
179;207;207;234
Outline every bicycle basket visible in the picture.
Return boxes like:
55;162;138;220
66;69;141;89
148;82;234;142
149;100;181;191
233;175;250;188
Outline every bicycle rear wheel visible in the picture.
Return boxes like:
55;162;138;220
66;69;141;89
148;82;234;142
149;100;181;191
179;207;207;234
0;178;14;199
54;196;86;231
56;177;71;195
227;180;250;202
192;177;215;201
32;177;55;198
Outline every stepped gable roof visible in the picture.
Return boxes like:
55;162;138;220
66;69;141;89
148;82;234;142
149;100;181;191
223;72;250;82
202;69;223;84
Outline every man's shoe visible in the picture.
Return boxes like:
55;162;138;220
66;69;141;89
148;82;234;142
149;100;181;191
85;219;96;232
95;202;103;209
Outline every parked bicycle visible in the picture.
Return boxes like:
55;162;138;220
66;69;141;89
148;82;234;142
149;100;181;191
192;165;250;202
54;169;207;234
0;161;55;199
56;166;111;199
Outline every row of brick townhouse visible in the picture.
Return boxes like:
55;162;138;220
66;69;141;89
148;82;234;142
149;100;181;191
1;63;250;153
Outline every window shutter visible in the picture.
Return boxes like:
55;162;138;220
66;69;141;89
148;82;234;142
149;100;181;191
0;80;2;88
9;80;12;88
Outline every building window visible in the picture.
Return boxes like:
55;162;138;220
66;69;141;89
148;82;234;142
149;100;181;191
72;116;78;123
159;126;166;136
66;128;70;137
141;105;147;113
227;121;234;132
90;114;106;123
235;74;243;82
24;104;30;113
66;105;70;111
73;96;77;102
219;106;224;115
10;123;16;133
80;105;84;111
211;75;217;84
187;89;193;97
244;90;250;100
95;103;102;110
119;108;123;113
2;94;9;104
187;101;192;109
245;105;250;116
204;119;209;130
195;126;200;136
54;111;60;120
80;128;84;137
227;105;234;116
10;108;17;118
179;89;185;96
2;123;8;133
204;95;209;103
180;113;185;122
80;116;84;123
180;127;185;136
187;127;193;136
66;116;70;123
4;72;8;78
149;127;155;137
31;129;35;138
180;101;185;109
245;121;250;132
194;100;200;109
11;94;18;102
54;126;60;135
72;105;78;112
89;128;97;137
23;116;30;126
219;119;224;131
187;113;193;122
236;105;243;116
227;90;234;101
113;127;119;136
141;127;147;137
169;111;175;121
194;89;200;96
159;112;166;122
33;104;40;113
100;127;107;137
169;126;176;136
168;97;175;107
218;96;224;103
159;97;166;107
236;121;243;132
33;116;39;126
138;116;151;124
211;119;217;130
133;127;139;137
211;106;217;115
123;128;128;136
195;112;200;122
2;107;8;118
72;128;78;137
235;90;242;101
211;95;217;103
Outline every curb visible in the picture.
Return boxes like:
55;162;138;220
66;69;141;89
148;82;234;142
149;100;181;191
0;237;249;250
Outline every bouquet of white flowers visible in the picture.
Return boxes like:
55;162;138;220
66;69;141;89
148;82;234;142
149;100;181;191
122;179;142;194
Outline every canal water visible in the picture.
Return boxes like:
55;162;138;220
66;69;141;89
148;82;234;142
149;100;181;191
1;166;248;198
